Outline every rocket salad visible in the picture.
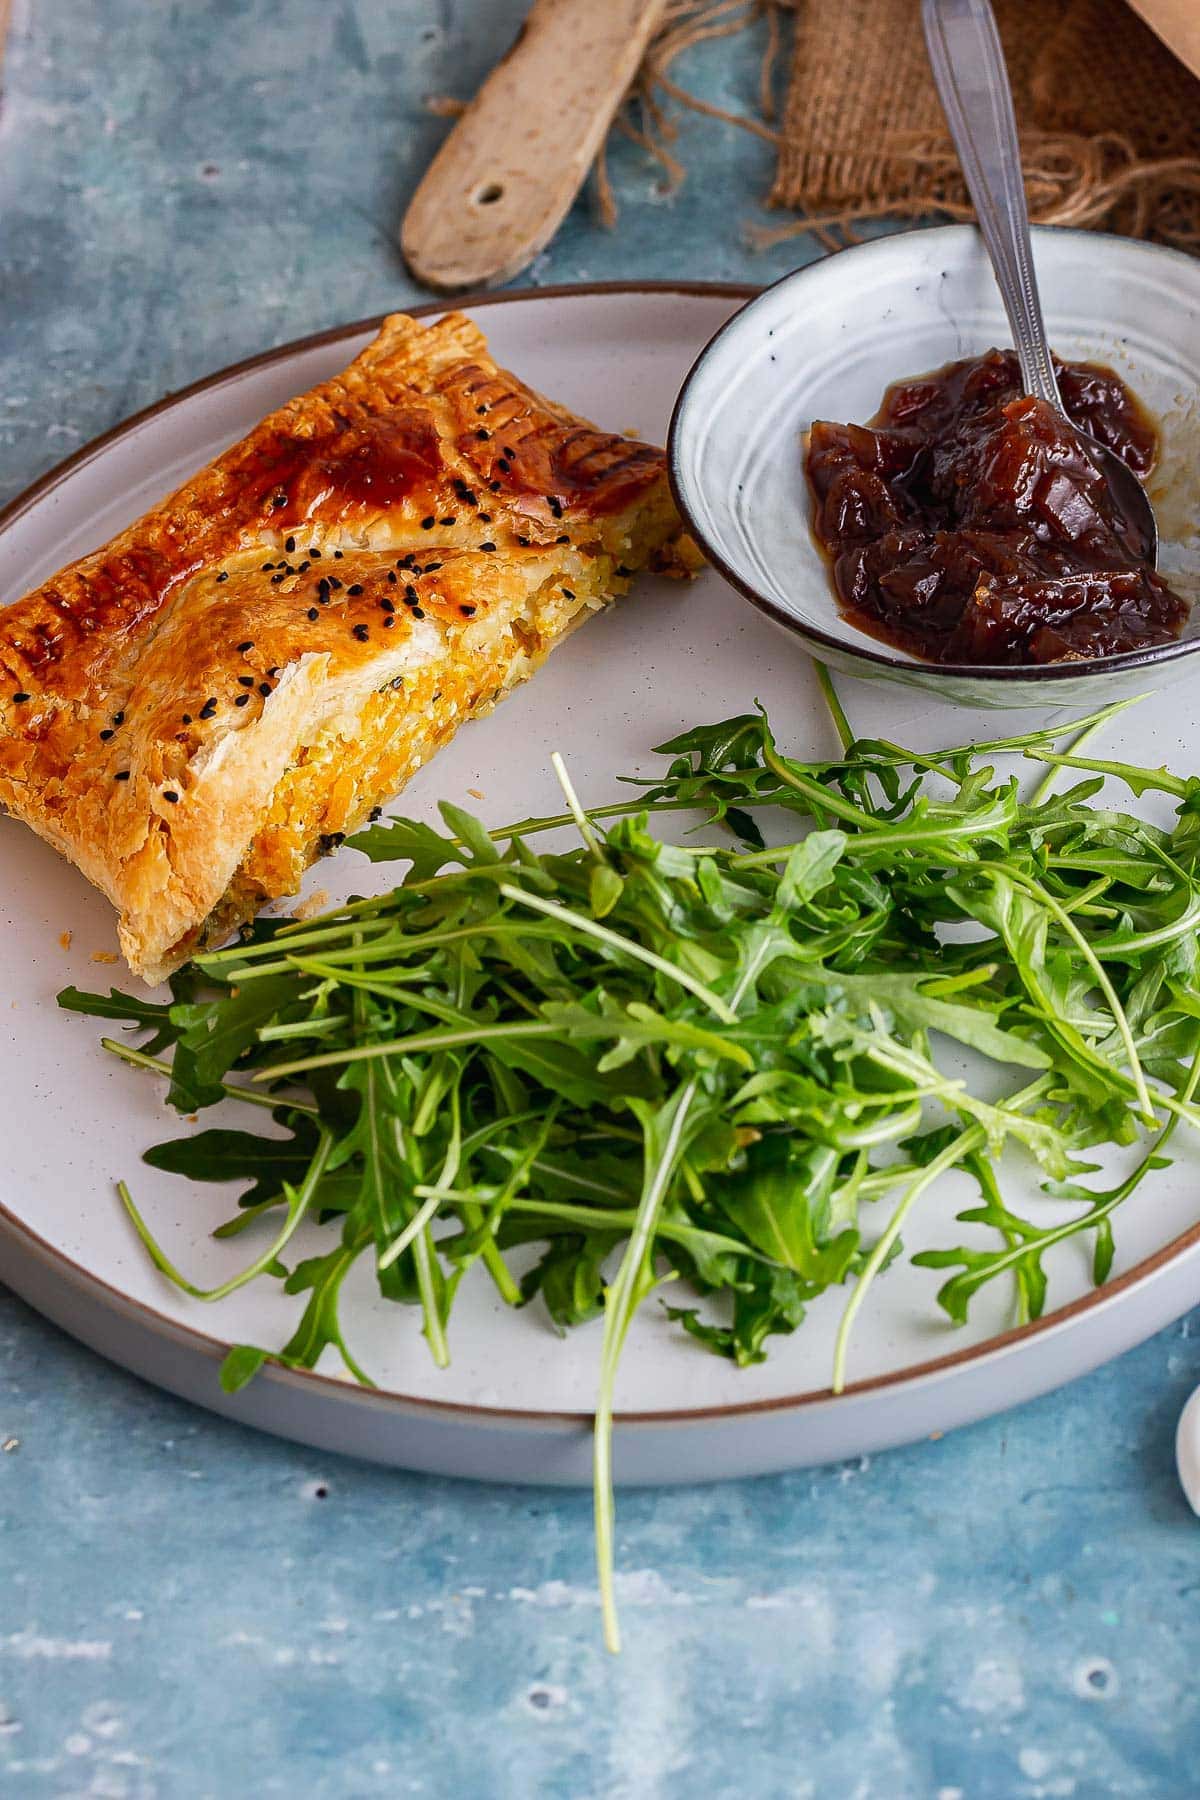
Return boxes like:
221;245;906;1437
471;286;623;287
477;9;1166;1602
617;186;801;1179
62;677;1200;1650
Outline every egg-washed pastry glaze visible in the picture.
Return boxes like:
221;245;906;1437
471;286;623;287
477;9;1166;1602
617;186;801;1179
0;311;695;981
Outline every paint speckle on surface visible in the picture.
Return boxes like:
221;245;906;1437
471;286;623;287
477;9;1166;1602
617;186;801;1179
1072;1657;1119;1701
2;1634;112;1663
522;1683;567;1717
959;1657;1026;1715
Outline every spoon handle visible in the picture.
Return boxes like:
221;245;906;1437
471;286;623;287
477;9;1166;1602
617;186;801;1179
922;0;1063;410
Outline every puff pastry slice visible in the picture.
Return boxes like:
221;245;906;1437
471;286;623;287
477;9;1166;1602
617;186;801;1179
0;312;694;982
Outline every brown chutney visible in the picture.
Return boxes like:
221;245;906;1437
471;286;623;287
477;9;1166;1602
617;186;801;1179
804;348;1187;665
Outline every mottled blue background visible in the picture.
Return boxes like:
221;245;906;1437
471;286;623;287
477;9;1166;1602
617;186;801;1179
1;3;1198;1795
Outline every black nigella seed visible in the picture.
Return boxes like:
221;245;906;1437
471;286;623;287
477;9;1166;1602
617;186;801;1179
496;460;510;475
307;608;319;621
261;562;275;572
235;694;250;707
297;561;310;573
423;561;442;572
259;683;271;697
238;674;255;687
112;712;125;725
515;536;529;547
488;480;501;492
405;584;419;604
459;604;476;617
411;607;425;620
181;713;192;725
270;573;285;585
383;616;395;627
386;570;397;585
476;404;487;415
309;547;321;558
352;623;369;642
421;516;435;530
99;728;114;740
503;445;516;458
333;549;343;559
114;770;130;781
561;587;575;600
285;536;296;553
548;497;563;518
327;577;342;591
163;790;179;803
200;699;218;718
267;666;280;678
237;640;253;653
346;583;363;596
439;515;456;526
476;513;491;524
272;493;288;509
477;428;490;441
479;542;496;553
381;596;395;613
216;571;228;583
556;534;570;545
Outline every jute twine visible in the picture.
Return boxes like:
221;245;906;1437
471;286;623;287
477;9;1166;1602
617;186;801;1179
426;0;1200;254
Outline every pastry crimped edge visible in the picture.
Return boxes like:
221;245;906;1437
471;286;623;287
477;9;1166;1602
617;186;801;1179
0;311;697;983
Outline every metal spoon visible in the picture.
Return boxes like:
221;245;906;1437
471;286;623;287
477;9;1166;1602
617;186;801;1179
922;0;1159;566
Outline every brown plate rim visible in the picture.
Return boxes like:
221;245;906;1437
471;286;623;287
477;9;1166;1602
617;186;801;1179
2;276;1197;1431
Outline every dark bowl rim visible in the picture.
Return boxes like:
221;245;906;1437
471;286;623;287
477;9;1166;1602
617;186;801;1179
666;222;1200;687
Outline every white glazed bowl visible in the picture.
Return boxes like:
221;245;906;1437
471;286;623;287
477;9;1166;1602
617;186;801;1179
669;225;1200;709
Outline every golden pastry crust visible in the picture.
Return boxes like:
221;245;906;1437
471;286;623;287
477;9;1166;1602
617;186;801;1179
0;311;694;982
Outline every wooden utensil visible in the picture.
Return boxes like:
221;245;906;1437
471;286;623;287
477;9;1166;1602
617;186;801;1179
402;0;666;292
1125;0;1200;80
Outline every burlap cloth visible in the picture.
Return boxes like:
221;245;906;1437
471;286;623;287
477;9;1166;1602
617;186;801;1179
606;0;1200;251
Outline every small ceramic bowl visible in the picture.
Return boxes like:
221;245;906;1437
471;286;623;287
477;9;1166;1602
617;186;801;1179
668;224;1200;709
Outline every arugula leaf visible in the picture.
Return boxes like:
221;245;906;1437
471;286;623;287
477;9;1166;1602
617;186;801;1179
57;985;182;1055
168;975;300;1110
143;1112;321;1208
712;1137;859;1286
349;813;461;879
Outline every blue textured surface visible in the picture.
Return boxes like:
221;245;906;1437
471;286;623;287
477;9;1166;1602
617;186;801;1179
1;3;1199;1794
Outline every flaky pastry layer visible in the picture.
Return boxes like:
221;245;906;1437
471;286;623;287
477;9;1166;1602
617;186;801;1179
0;312;695;981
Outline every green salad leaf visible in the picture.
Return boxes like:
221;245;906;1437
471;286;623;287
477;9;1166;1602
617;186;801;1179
62;680;1200;1651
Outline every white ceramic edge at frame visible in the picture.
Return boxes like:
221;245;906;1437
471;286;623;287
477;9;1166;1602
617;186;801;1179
6;1196;1200;1486
668;225;1200;711
2;280;1199;1487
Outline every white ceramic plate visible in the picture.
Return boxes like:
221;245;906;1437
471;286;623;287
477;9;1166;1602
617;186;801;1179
4;281;1200;1487
670;227;1200;708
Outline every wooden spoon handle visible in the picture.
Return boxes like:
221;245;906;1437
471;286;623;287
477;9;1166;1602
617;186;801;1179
401;0;666;292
